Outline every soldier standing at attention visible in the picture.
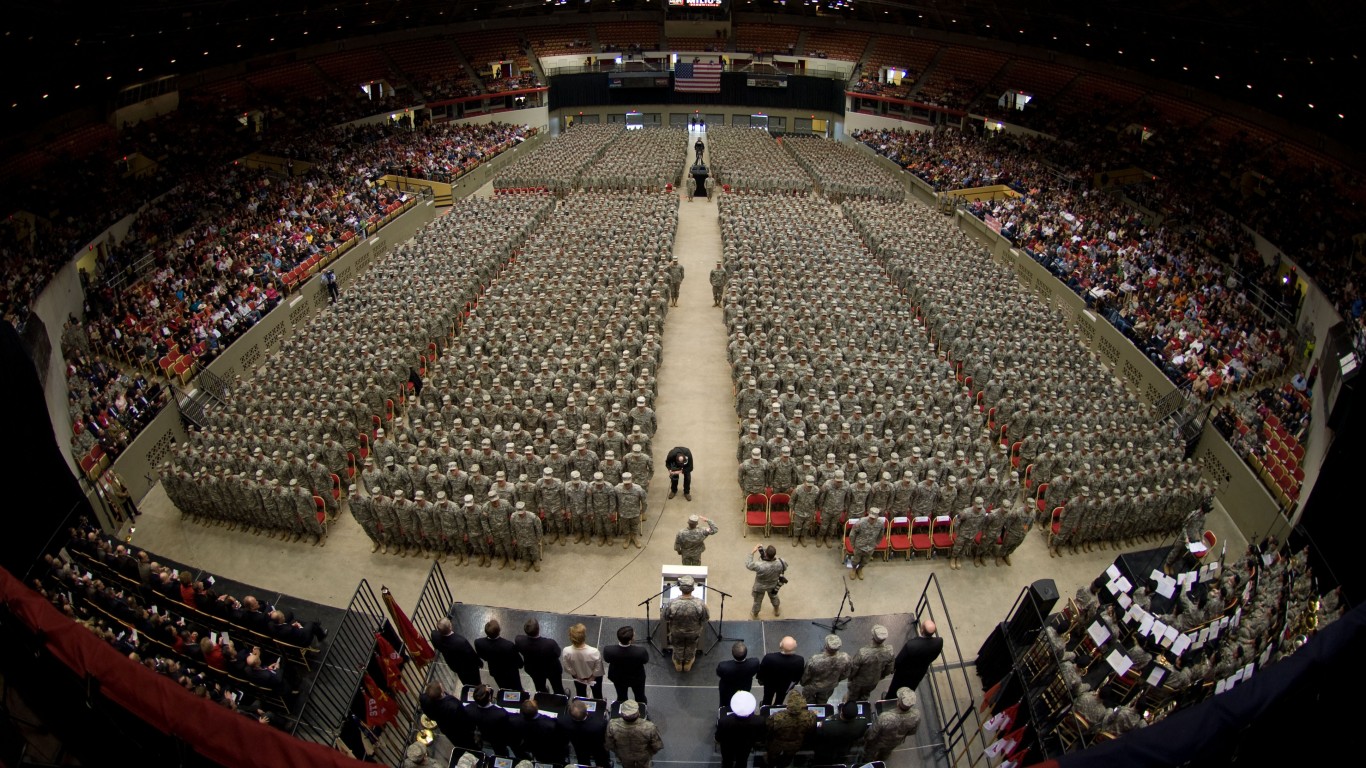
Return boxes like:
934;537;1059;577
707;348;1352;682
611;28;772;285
667;258;685;307
845;625;894;702
710;260;727;307
674;514;718;565
605;700;663;768
508;502;543;572
661;575;709;672
799;634;852;705
848;508;885;580
864;687;921;761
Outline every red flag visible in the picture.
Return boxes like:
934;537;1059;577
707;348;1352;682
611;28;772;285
362;673;397;728
985;701;1021;734
374;632;406;693
382;586;436;667
980;679;1003;712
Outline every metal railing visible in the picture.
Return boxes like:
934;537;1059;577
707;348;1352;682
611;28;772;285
914;571;989;768
292;579;392;761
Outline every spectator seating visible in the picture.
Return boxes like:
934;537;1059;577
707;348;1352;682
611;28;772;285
734;24;801;56
998;58;1080;99
803;28;870;61
864;36;940;79
388;37;477;101
528;27;593;57
314;48;398;89
668;37;720;52
596;22;661;52
245;62;331;99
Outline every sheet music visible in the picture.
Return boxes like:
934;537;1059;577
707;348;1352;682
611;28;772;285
1106;649;1133;676
1116;576;1132;593
1117;592;1133;609
1087;621;1111;646
1146;667;1167;687
1155;576;1177;599
1138;615;1155;636
1172;634;1192;657
1107;564;1122;580
1216;679;1228;695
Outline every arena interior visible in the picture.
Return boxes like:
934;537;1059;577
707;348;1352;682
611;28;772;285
2;2;1364;768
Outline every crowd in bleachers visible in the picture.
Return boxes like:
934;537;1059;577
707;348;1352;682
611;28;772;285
33;519;330;721
63;340;168;462
855;127;1298;395
1214;380;1312;503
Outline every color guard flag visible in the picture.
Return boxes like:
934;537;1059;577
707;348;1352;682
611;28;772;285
362;673;398;728
675;61;723;93
374;632;407;693
382;586;436;667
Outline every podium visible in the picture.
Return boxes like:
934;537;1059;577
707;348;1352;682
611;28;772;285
690;163;709;199
661;564;709;604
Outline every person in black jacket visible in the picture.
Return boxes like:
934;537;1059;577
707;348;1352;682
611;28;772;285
475;619;524;691
883;617;944;700
431;618;483;689
557;698;610;766
716;691;764;768
601;625;649;704
508;699;567;764
266;609;326;646
514;617;565;695
716;641;762;706
814;701;870;765
419;681;476;750
465;684;512;757
757;636;805;707
665;446;694;500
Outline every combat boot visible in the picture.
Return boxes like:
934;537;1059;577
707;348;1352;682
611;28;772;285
523;561;532;572
631;536;642;549
533;561;541;572
498;556;509;570
683;659;694;672
371;541;382;553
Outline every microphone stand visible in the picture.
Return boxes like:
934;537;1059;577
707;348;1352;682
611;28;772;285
703;585;738;654
813;576;853;633
638;586;672;657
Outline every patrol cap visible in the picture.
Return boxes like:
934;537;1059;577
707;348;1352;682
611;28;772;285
677;575;695;589
872;625;888;641
515;501;525;509
620;700;640;717
897;687;917;708
463;494;475;506
730;691;757;717
825;634;842;651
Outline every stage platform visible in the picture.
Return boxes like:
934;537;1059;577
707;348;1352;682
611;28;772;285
443;602;950;767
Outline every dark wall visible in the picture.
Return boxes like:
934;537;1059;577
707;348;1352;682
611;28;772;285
548;72;846;114
1;321;88;580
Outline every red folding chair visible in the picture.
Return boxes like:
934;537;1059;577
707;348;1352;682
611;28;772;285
744;493;769;537
768;492;791;537
889;516;912;560
910;516;932;559
931;515;955;558
875;516;892;560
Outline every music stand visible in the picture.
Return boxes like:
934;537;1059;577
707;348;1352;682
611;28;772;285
812;576;853;633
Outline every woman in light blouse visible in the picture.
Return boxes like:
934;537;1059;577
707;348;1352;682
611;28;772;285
560;622;604;699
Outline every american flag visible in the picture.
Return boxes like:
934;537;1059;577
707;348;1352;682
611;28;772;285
674;61;723;93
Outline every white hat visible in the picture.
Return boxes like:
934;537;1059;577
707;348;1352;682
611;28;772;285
730;691;757;716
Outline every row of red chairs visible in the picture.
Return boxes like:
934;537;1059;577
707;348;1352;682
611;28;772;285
742;492;985;561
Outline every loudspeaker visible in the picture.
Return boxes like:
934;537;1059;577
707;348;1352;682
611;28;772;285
1006;578;1059;648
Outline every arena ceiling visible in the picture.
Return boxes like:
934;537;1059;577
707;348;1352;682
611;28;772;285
5;0;1363;139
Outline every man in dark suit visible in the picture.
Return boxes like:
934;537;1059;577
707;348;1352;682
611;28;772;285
419;681;476;750
475;618;524;691
601;625;649;704
716;691;764;768
716;641;762;706
883;618;944;700
266;609;326;646
757;636;805;707
431;617;483;689
557;698;610;766
465;684;512;757
508;699;567;764
514;617;565;695
665;446;694;500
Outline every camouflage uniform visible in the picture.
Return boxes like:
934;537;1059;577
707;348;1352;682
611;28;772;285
662;582;709;671
673;517;719;565
799;638;852;705
509;503;544;571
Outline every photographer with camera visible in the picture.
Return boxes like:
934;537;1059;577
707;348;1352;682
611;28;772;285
746;544;788;620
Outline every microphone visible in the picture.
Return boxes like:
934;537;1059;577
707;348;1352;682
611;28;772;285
848;593;855;611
